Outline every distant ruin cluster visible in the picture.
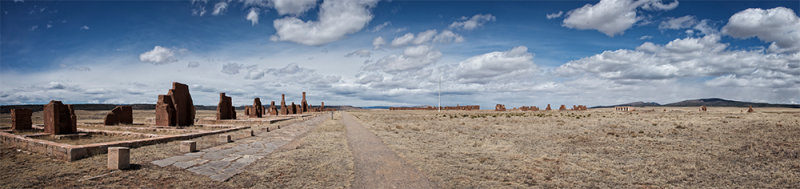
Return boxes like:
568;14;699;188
496;104;587;111
222;91;330;120
389;105;480;111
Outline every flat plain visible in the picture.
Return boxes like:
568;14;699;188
351;107;800;188
1;107;799;188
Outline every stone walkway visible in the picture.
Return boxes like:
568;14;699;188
151;115;327;182
342;112;436;189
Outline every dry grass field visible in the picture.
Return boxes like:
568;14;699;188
350;107;800;188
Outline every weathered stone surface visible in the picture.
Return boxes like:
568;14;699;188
301;92;308;113
181;141;197;153
220;134;232;143
747;106;754;113
545;104;552;111
11;109;33;131
108;147;130;170
495;104;506;111
168;82;195;126
249;98;263;118
289;102;297;114
280;94;288;115
320;101;325;112
216;93;234;120
43;100;77;135
559;105;567;111
700;105;707;112
105;106;132;125
269;101;278;116
156;95;176;126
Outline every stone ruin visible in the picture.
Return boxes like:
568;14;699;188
545;104;552;111
747;105;754;113
104;105;133;125
156;82;195;126
321;102;325;112
495;104;506;111
289;102;297;114
615;106;633;111
280;94;289;115
301;92;309;113
216;93;235;120
571;105;588;111
269;101;278;116
296;104;303;114
559;105;567;111
519;106;539;111
249;98;264;118
44;100;77;135
700;105;707;112
11;108;33;131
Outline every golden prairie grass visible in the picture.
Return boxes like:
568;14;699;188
350;107;800;188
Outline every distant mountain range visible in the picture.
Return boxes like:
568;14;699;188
0;104;359;113
592;98;800;108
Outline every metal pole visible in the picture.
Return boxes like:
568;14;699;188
438;75;441;112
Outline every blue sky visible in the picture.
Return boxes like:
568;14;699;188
1;0;799;108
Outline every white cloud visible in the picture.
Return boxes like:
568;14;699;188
187;61;200;68
546;11;563;19
191;0;208;16
639;35;653;40
659;15;697;30
449;14;496;30
139;46;185;65
722;7;800;53
221;63;243;75
30;25;38;31
562;0;679;37
212;1;228;15
366;45;442;73
369;21;391;32
390;33;414;47
433;30;464;43
46;24;52;29
80;25;89;30
555;34;800;89
455;46;537;83
270;0;379;46
372;36;386;49
246;8;259;26
270;0;318;16
413;29;437;45
345;49;371;58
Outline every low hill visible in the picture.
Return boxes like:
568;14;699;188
592;98;800;109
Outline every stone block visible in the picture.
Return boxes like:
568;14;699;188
220;135;232;143
11;108;33;130
108;147;130;170
180;141;197;153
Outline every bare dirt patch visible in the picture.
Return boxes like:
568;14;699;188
349;107;800;188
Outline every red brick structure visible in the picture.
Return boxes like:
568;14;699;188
43;100;77;135
700;105;707;112
216;93;235;120
747;106;754;113
289;102;297;114
11;109;33;130
301;92;309;113
269;101;278;116
545;104;552;111
495;104;506;111
104;106;133;125
280;94;288;115
156;82;195;126
250;98;263;118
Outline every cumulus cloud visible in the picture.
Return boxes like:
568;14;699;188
546;11;563;19
271;0;379;46
433;30;464;43
449;14;496;30
413;30;437;45
562;0;679;36
455;46;537;83
80;25;89;30
372;36;386;49
246;8;259;26
139;46;186;65
391;33;415;47
659;15;697;30
365;45;442;73
191;0;207;16
212;1;228;15
722;7;800;53
269;0;318;16
555;34;800;89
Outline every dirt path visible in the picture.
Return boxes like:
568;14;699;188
342;112;436;189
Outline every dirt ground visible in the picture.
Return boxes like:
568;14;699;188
349;107;800;188
0;111;349;188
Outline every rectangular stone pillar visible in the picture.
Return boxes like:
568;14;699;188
108;147;130;170
11;109;33;130
180;141;197;153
